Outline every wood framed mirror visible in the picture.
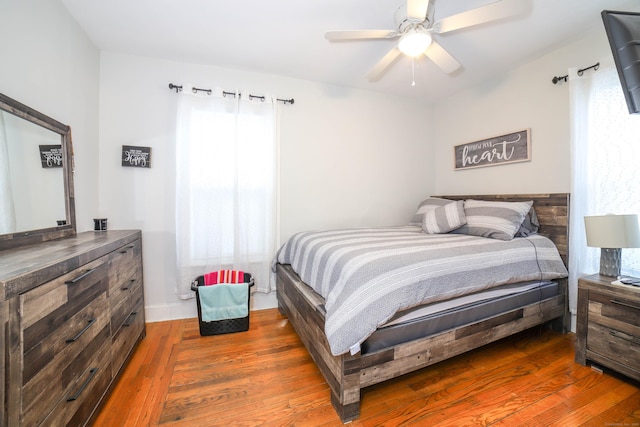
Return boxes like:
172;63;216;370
0;92;76;250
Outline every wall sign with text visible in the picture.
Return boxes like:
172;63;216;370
454;129;531;170
39;145;63;168
122;145;151;168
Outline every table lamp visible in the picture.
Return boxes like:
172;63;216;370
584;214;640;277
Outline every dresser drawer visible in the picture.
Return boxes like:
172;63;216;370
578;283;640;380
40;338;112;427
109;274;140;314
21;256;109;378
20;256;111;426
111;276;143;332
587;290;640;336
586;290;640;373
21;256;109;342
108;239;142;299
587;322;640;373
22;310;111;426
111;297;145;376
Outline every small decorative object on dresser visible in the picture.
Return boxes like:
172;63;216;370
575;274;640;382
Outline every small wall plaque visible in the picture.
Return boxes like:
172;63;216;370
122;145;151;168
39;145;63;168
454;129;531;170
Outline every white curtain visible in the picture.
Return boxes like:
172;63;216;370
174;88;278;297
0;111;16;234
569;65;640;314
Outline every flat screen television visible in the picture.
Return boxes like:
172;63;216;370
602;10;640;114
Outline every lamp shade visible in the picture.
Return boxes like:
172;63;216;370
584;214;640;248
398;28;432;56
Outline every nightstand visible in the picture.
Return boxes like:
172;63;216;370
575;274;640;381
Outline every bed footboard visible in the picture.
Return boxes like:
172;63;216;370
277;264;567;423
276;264;361;421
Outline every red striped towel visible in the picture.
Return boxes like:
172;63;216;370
204;270;245;286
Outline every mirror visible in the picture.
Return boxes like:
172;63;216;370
0;92;76;250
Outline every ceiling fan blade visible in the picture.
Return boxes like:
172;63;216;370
325;30;398;41
433;0;526;34
366;47;402;81
406;0;430;21
425;41;461;74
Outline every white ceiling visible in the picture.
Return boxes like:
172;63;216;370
60;0;640;103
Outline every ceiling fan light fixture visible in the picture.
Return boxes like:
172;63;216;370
398;28;432;56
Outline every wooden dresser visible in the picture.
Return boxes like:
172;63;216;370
0;230;145;426
575;274;640;382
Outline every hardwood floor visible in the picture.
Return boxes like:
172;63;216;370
94;309;640;426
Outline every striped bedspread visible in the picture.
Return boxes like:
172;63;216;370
273;226;568;356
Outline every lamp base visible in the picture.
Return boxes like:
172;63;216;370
599;248;621;277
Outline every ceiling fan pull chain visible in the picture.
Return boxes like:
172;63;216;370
411;57;416;87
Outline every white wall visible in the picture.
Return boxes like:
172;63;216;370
0;0;100;231
433;27;614;195
98;52;434;321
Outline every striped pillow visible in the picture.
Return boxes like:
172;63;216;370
422;200;467;234
409;197;453;225
453;199;533;241
515;206;540;237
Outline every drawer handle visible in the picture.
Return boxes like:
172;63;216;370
66;318;96;343
124;311;138;327
610;330;640;346
610;299;640;311
64;268;96;285
122;279;135;291
66;368;98;402
119;244;136;254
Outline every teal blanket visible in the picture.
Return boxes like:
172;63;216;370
198;283;249;321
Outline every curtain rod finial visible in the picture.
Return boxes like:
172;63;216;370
552;75;568;85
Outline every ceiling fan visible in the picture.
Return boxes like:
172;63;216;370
325;0;527;81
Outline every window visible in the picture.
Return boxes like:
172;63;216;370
569;66;640;314
175;91;278;297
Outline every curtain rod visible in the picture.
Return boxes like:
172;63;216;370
168;83;294;105
551;62;600;85
577;62;600;76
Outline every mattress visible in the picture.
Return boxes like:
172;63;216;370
273;226;568;356
361;280;559;354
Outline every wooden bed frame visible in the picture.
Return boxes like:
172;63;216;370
276;193;570;422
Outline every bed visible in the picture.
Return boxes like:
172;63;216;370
274;193;570;422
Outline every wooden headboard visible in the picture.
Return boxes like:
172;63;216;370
440;193;570;267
